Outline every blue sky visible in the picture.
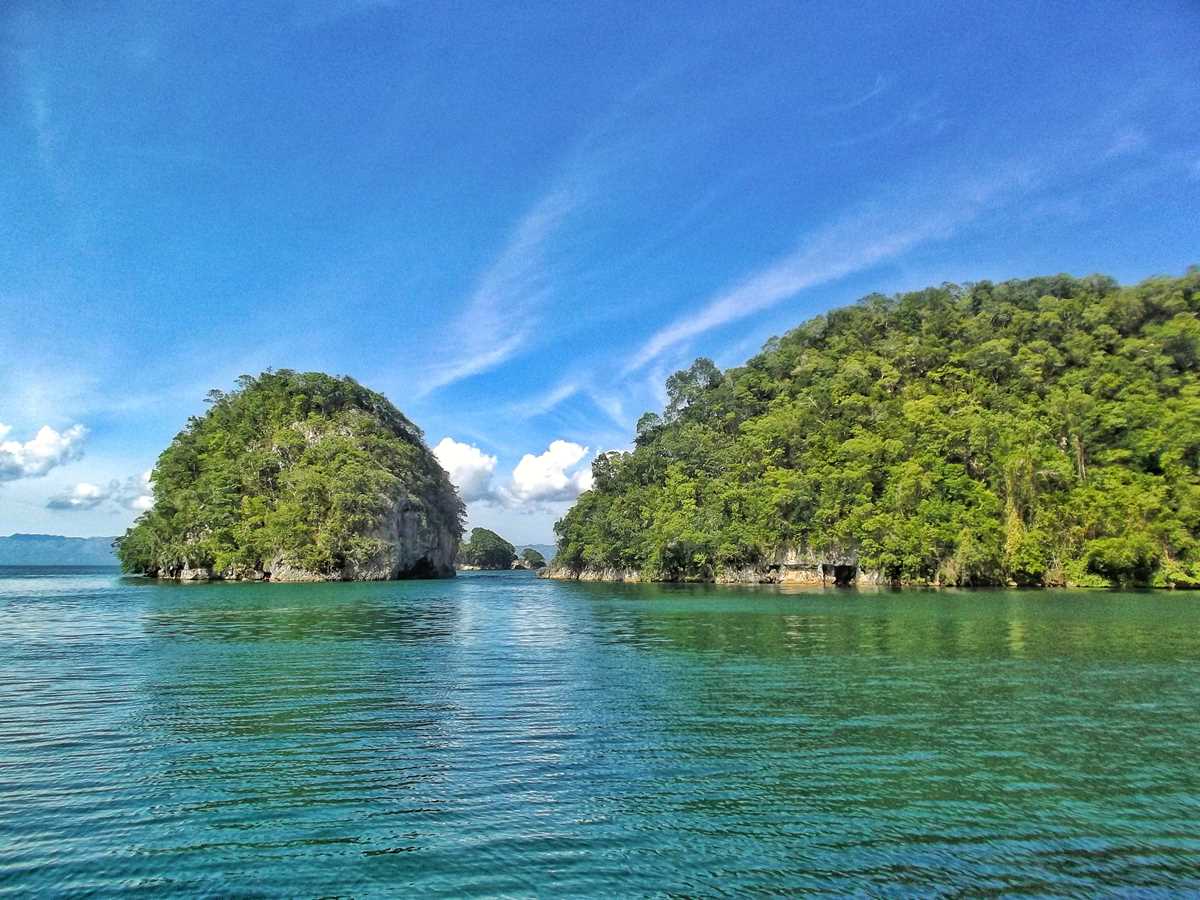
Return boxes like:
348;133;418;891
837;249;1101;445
1;0;1198;542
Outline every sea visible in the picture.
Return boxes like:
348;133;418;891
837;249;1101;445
2;566;1198;895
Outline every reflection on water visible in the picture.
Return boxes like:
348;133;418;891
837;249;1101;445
574;580;1196;661
2;567;1199;895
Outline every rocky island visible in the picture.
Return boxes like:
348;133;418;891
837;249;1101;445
547;271;1200;588
116;371;464;581
456;528;547;570
456;527;517;570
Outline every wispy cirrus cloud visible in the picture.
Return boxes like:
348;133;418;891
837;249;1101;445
1105;127;1149;159
23;65;55;176
812;74;890;115
413;66;699;398
623;166;1035;374
502;374;633;434
417;187;582;396
505;379;581;419
10;16;64;195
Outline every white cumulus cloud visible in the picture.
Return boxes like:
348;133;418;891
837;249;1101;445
0;422;87;481
46;481;109;510
508;440;594;504
124;470;155;511
47;470;154;512
433;437;498;503
433;436;595;508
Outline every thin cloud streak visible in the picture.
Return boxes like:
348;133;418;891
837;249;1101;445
413;63;695;398
623;167;1034;373
13;26;65;197
505;380;581;419
417;187;580;396
418;333;529;398
812;74;890;115
503;375;630;431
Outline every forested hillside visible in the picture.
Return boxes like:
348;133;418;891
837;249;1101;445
117;371;463;581
554;271;1200;587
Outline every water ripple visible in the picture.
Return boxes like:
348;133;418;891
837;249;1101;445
1;567;1199;895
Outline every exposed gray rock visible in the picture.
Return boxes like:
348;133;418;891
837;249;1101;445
262;499;457;582
266;558;329;583
542;546;885;586
341;500;457;580
540;565;642;582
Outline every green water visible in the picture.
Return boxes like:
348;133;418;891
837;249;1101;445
2;567;1199;895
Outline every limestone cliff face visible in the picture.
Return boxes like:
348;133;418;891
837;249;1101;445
540;565;643;582
164;499;458;583
334;500;458;581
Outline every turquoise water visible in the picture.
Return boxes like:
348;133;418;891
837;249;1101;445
2;567;1199;895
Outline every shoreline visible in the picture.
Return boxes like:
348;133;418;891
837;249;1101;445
539;565;1200;590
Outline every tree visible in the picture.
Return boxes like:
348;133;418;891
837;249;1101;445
665;358;721;421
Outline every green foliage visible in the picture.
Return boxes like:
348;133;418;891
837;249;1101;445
459;527;516;569
116;371;464;577
521;548;547;568
554;271;1200;587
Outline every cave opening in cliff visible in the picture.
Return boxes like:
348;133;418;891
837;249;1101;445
829;565;856;586
404;556;439;579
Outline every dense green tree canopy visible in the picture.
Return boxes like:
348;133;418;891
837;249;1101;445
555;271;1200;587
459;528;517;569
116;371;464;578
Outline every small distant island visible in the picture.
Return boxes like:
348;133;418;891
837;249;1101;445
547;271;1200;588
117;371;464;581
457;528;547;571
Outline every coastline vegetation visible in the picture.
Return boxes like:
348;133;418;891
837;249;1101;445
554;271;1200;587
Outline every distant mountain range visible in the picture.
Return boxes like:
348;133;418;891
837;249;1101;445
0;534;119;565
